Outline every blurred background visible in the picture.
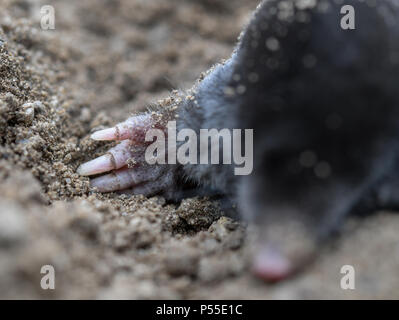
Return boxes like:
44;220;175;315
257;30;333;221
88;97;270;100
4;0;259;119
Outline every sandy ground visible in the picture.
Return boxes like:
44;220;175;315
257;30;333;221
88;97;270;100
0;0;398;299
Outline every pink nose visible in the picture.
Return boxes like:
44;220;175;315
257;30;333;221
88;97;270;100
251;247;293;282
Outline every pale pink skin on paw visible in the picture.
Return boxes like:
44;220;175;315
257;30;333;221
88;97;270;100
77;114;177;196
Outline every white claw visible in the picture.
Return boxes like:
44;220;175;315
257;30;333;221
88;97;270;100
77;140;132;176
91;128;117;141
77;154;115;176
90;169;134;192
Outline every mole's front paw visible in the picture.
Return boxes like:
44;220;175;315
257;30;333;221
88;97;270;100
77;114;179;198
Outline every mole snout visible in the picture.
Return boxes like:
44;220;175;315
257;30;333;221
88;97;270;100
252;246;294;282
251;219;318;282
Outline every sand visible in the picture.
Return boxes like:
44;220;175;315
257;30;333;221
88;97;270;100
0;0;398;299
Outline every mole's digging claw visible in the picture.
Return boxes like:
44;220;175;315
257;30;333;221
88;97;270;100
90;166;162;192
89;161;178;196
77;140;133;176
90;114;155;142
116;171;176;197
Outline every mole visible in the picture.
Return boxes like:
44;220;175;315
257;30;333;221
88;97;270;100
77;0;399;282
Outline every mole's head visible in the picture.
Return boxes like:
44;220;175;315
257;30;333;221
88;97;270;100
230;0;399;281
